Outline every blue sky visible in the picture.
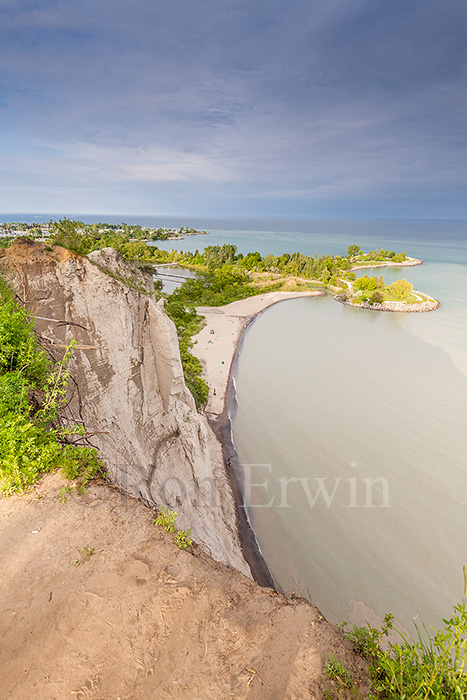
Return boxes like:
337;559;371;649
1;0;467;218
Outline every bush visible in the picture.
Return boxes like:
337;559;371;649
153;507;178;533
325;654;352;688
354;275;384;292
0;276;103;494
153;507;193;550
173;529;192;550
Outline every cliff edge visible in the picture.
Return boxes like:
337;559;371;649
0;241;248;575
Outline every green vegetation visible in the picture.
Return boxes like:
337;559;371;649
347;244;362;257
74;546;95;566
153;507;192;550
349;246;408;265
324;654;353;689
388;278;414;300
346;274;422;305
0;218;207;246
153;506;178;532
168;266;281;306
353;274;385;292
164;298;209;409
0;276;103;495
6;226;420;408
344;603;467;699
173;528;193;550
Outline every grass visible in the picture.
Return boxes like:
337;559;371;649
380;290;424;303
344;603;467;699
325;654;353;688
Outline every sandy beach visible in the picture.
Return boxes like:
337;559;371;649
192;290;324;415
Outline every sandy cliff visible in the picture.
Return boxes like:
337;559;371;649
0;241;248;575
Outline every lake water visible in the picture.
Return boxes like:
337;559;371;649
8;214;467;630
156;217;467;631
153;264;196;294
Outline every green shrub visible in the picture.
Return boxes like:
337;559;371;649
173;528;192;550
153;508;193;549
388;278;413;300
0;276;103;494
372;289;385;303
153;507;178;533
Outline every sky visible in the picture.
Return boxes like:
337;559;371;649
1;0;467;219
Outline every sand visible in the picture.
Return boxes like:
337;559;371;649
192;291;323;415
0;473;370;699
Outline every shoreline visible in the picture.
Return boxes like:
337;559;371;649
193;290;324;416
191;290;324;585
350;256;423;271
344;257;440;312
335;293;440;313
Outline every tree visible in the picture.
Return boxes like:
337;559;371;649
49;219;91;255
354;275;384;292
388;279;413;300
347;244;361;258
371;290;384;303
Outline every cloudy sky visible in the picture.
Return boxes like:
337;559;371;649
1;0;467;218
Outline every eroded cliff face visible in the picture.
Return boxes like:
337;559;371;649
0;241;249;575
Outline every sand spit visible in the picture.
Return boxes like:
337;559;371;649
192;291;324;416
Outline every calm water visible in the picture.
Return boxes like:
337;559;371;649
9;214;467;629
153;264;196;294
222;219;467;631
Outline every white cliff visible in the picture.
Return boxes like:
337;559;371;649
0;241;249;575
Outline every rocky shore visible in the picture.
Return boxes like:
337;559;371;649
350;256;423;271
334;292;440;312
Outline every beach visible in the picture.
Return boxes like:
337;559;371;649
192;290;324;416
191;289;324;586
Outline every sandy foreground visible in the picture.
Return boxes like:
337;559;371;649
0;473;369;700
192;291;323;415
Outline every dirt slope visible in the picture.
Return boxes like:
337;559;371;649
0;475;369;699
